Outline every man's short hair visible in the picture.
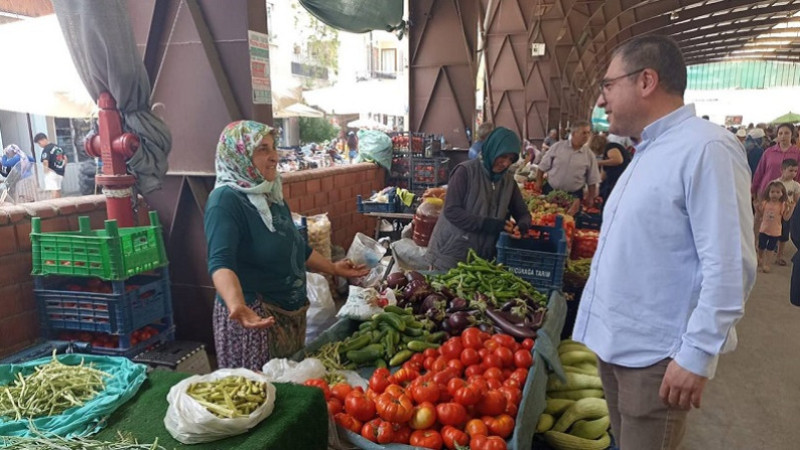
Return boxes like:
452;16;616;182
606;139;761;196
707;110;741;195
33;133;47;142
477;122;495;141
782;158;798;169
612;35;687;97
570;120;591;131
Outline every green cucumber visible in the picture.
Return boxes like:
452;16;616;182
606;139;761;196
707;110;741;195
425;331;448;343
339;334;371;353
407;340;440;352
375;312;407;332
384;305;411;316
346;344;384;364
389;350;415;366
402;327;424;337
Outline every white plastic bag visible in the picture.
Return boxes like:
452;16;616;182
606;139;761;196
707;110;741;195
347;232;387;268
336;286;396;320
164;368;277;444
307;213;332;260
305;272;336;344
391;238;430;271
261;358;327;383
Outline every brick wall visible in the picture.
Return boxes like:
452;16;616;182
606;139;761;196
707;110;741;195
0;196;152;358
282;163;386;248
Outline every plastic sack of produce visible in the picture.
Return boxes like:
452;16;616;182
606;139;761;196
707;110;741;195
355;130;392;170
164;368;276;444
0;353;147;438
346;232;387;268
307;213;332;260
390;238;429;270
337;286;396;320
306;272;336;344
261;358;326;383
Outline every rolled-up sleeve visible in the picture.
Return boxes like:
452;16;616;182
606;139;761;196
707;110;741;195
675;140;757;378
205;204;241;276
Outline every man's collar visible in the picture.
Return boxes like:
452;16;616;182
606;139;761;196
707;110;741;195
641;104;695;142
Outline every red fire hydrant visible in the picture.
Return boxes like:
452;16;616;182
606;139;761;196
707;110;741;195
84;92;140;228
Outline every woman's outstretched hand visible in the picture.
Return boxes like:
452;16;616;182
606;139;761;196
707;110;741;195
333;258;369;278
229;304;275;329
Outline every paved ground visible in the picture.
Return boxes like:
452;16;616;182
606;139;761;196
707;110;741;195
682;253;800;449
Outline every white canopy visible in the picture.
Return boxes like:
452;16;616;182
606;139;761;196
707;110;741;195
347;118;392;131
0;15;95;118
274;102;325;118
303;78;407;116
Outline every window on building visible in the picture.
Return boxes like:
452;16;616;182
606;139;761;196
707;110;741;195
381;48;397;74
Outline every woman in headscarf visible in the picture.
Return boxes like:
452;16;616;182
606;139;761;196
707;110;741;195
425;127;532;271
204;121;367;370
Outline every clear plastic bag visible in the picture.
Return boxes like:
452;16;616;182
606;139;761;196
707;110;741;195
164;368;277;444
346;232;387;268
307;213;332;260
261;358;327;383
306;272;336;344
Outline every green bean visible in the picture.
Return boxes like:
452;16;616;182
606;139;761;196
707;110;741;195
186;376;269;418
0;351;111;421
2;426;167;449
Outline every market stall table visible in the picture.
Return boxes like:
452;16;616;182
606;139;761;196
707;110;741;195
362;212;414;241
94;370;328;450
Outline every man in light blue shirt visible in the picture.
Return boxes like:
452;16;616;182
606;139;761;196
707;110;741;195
573;35;757;449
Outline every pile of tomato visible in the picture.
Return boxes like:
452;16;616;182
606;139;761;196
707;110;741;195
56;325;160;348
571;229;599;260
305;327;534;450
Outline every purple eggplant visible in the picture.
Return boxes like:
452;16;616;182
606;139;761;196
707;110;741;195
439;287;456;300
485;307;538;340
407;271;425;283
425;307;446;323
420;293;446;314
448;297;468;312
386;272;409;289
447;311;472;334
403;279;432;303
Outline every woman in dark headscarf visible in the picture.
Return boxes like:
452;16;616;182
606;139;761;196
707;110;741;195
426;127;532;271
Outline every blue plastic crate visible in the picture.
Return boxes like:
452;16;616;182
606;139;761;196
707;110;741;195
496;217;568;293
357;192;398;213
87;321;175;358
34;267;172;335
0;340;91;365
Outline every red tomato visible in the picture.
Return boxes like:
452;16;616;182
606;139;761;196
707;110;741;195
483;367;504;381
460;347;481;367
392;423;413;444
327;397;343;415
370;368;392;394
466;376;489;394
465;364;484;377
503;378;522;389
303;379;331;400
403;360;424;373
484;414;515;438
411;379;441;404
513;349;533;368
391;367;420;385
361;418;394;444
470;434;508;450
447;378;467;396
465;418;489;437
478;348;490;359
424;356;437;371
334;412;362;433
502;369;513;380
461;328;483;350
441;337;464;360
410;429;443;449
476;390;507;417
344;390;376;422
441;425;469;450
384;384;407;398
505;402;518;418
423;348;439;359
330;383;353;402
435;402;468;427
485;377;502;390
432;368;459;386
478;331;491;342
483;340;500;352
432;356;450;373
509;368;528;385
451;381;482;407
409;401;438;430
491;334;516;349
493;347;514;369
410;352;426;365
498;386;522;407
447;359;464;375
483;354;503;370
375;392;414;423
438;384;453;402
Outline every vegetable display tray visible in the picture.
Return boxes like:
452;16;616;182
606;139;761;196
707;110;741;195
34;267;172;336
496;217;568;293
357;192;399;213
31;211;168;280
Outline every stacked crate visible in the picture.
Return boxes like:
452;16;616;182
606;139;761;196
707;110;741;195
388;132;450;197
29;211;174;358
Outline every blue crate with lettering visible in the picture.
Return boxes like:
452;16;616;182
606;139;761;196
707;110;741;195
357;192;398;213
496;216;568;293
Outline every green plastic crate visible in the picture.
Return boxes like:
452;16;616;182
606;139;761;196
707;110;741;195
31;211;168;280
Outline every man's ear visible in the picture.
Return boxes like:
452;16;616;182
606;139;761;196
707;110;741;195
639;68;660;98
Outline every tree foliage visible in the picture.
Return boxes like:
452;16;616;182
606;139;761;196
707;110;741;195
299;117;338;144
